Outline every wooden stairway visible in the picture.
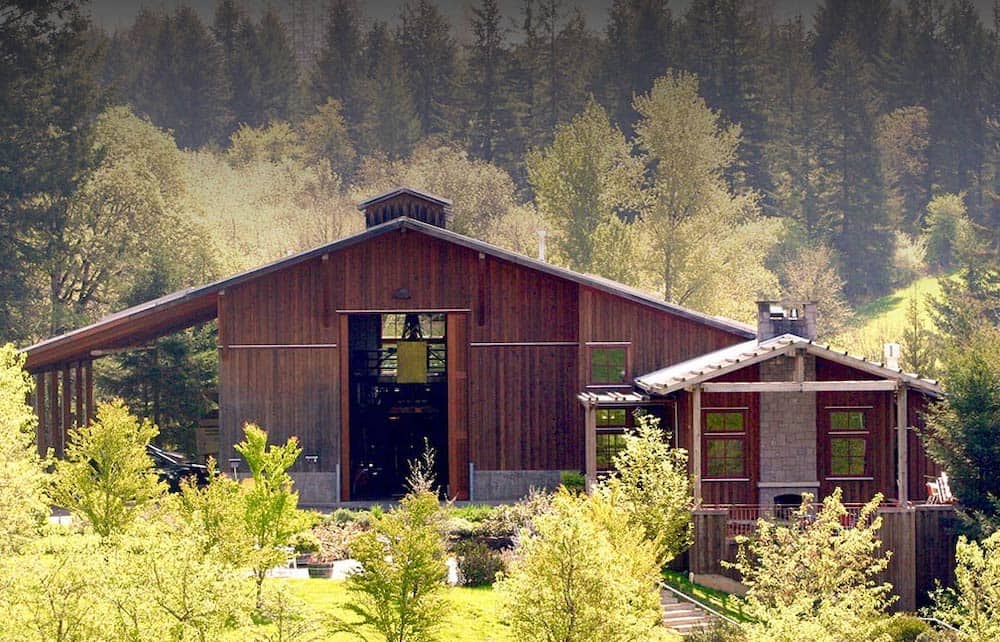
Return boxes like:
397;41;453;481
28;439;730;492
661;589;716;635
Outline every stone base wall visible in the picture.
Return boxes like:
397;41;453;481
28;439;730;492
289;472;339;506
759;354;817;497
472;470;562;502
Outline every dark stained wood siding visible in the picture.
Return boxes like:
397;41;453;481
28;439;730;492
214;223;751;497
816;359;894;503
218;347;339;471
579;287;745;378
700;366;760;505
468;345;581;470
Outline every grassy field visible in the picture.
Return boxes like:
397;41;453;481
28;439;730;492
830;275;945;361
237;578;514;641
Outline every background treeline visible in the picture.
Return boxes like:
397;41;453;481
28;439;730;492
2;0;997;345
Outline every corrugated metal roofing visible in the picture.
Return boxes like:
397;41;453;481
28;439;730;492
634;333;942;397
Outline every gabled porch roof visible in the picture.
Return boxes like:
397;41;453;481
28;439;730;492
633;333;942;398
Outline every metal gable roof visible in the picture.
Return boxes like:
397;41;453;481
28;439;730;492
22;216;754;371
634;333;942;397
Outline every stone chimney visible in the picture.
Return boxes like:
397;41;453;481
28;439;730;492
756;301;817;341
357;187;452;229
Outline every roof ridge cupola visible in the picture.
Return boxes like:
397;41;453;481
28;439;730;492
357;186;453;229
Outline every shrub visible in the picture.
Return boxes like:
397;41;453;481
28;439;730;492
453;540;505;586
930;531;1000;641
876;615;931;642
560;470;587;493
447;504;495;523
596;411;693;564
310;519;364;563
496;488;668;642
342;489;448;642
479;488;553;538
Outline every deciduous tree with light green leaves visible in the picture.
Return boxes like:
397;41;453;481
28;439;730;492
234;423;307;609
496;488;670;642
634;71;780;322
526;98;645;276
931;531;1000;641
0;344;49;554
51;400;164;539
596;411;693;565
730;489;893;642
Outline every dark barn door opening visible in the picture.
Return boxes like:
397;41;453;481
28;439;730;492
348;313;448;500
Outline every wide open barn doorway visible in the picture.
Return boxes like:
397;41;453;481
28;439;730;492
348;313;448;500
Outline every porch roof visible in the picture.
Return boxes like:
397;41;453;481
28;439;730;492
634;334;942;398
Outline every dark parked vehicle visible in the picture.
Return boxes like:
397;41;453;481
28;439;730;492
146;445;211;492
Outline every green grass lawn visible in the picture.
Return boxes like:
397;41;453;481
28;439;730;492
830;275;946;361
237;578;514;641
662;570;751;623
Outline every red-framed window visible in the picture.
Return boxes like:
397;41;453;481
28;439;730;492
703;409;748;479
589;345;630;385
826;409;871;478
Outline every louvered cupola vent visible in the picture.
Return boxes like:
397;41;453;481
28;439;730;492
357;187;453;229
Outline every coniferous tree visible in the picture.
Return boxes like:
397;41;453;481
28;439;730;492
603;0;673;131
396;0;458;136
255;8;299;123
0;0;103;342
466;0;512;163
812;0;893;69
312;0;366;129
761;18;828;223
360;23;422;158
819;38;893;301
680;0;772;195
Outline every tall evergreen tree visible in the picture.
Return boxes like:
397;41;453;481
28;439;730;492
466;0;512;163
214;2;262;132
311;0;366;129
820;38;893;301
396;0;458;136
680;0;772;195
812;0;893;68
255;8;299;123
603;0;673;130
761;18;829;224
360;23;422;158
0;0;103;341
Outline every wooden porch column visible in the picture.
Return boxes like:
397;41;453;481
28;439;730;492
584;405;597;492
692;384;703;503
61;366;71;457
34;373;46;455
896;385;909;504
84;360;94;425
339;313;350;502
48;370;59;457
74;361;83;429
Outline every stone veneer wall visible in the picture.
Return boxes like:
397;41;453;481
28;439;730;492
758;354;818;505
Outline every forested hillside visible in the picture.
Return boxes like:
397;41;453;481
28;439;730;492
2;0;997;345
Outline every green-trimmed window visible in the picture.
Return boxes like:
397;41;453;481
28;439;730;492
830;411;865;430
703;409;748;478
596;433;627;470
705;411;744;432
590;347;628;384
706;439;745;477
831;437;867;476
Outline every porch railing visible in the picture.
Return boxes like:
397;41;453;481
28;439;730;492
704;503;871;539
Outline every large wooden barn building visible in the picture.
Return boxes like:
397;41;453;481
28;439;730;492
22;188;942;506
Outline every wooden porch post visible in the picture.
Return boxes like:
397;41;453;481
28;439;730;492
48;370;59;458
61;366;71;457
339;314;350;502
84;360;94;425
74;361;83;429
34;373;46;455
896;385;909;504
584;405;597;492
692;384;703;503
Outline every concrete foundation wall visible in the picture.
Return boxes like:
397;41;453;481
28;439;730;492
472;470;562;502
290;472;339;506
759;354;818;504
